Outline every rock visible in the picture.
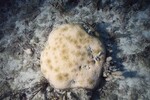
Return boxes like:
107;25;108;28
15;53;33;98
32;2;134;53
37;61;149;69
40;24;105;89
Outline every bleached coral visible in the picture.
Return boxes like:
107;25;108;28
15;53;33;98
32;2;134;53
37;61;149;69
40;24;105;89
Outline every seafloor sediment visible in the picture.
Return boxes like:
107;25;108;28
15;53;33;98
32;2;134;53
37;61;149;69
0;0;150;100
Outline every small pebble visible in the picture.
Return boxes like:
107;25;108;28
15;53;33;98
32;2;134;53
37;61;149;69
112;75;125;80
106;56;112;62
109;49;113;53
103;72;107;77
111;71;122;76
105;76;113;81
106;72;111;76
24;48;33;56
23;60;27;64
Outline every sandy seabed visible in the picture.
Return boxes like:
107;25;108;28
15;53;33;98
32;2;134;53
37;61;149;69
0;0;150;100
